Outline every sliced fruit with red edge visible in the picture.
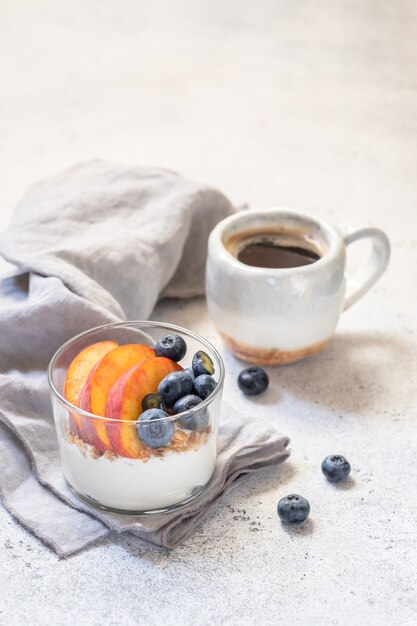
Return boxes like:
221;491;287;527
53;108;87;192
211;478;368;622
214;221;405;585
106;357;182;458
77;361;101;445
79;343;155;451
64;340;118;436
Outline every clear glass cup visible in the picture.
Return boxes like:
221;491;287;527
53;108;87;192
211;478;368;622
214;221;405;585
48;321;224;515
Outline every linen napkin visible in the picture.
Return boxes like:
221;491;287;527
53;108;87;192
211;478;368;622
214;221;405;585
0;161;289;557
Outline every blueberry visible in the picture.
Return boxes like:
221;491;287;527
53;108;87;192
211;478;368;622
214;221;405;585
173;394;209;431
184;367;195;381
158;370;193;406
155;334;187;362
277;495;310;524
193;374;217;400
192;351;215;376
237;366;269;396
136;409;173;448
173;394;202;414
142;393;164;412
321;455;351;483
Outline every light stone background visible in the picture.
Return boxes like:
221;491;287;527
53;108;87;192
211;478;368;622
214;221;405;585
1;1;416;624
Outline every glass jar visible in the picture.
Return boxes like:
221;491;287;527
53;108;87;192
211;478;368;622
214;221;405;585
48;321;224;515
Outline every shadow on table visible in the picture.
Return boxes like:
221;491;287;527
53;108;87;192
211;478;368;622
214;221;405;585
111;461;297;564
327;475;356;490
261;330;412;414
279;517;315;537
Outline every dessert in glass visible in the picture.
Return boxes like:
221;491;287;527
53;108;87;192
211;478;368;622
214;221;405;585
48;321;224;515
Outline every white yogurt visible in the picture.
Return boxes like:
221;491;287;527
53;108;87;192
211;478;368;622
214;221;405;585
60;436;216;512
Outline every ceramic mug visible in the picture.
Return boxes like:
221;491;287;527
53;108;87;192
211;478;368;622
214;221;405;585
206;208;390;365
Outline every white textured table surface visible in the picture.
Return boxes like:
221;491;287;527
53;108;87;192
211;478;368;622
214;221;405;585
1;1;416;625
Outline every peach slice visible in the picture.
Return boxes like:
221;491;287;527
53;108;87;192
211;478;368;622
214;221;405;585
77;361;101;445
79;343;156;451
64;340;118;436
106;357;182;458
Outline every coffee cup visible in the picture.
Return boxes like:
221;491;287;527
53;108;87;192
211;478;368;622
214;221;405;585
206;209;390;365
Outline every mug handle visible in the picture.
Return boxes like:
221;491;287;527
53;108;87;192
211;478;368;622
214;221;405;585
340;221;390;310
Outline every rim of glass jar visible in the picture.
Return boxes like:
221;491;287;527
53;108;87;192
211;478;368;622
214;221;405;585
47;320;225;424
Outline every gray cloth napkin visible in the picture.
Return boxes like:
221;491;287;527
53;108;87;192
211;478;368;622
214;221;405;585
0;161;290;557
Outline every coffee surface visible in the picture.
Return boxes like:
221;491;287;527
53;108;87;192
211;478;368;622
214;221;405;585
237;240;320;268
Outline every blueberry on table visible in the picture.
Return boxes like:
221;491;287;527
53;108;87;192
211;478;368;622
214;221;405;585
192;351;215;376
158;370;193;406
142;393;164;412
137;409;173;448
155;334;187;362
173;394;209;431
321;455;351;483
194;374;217;400
277;495;310;524
237;367;269;396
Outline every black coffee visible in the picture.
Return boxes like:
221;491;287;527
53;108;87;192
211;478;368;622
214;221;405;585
238;240;320;268
226;230;322;269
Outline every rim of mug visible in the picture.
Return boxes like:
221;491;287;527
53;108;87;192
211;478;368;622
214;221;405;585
209;207;344;275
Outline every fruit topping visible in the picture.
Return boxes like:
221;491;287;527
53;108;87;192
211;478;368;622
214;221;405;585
106;356;181;458
237;366;269;396
192;350;215;376
321;455;351;483
64;334;216;459
137;409;173;448
155;333;187;362
183;367;195;381
78;343;156;451
64;340;118;408
277;495;310;524
173;394;202;414
64;340;118;438
142;393;165;412
173;395;209;431
158;370;193;406
193;374;217;400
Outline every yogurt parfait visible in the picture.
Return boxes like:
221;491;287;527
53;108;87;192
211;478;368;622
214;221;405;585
48;322;224;514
